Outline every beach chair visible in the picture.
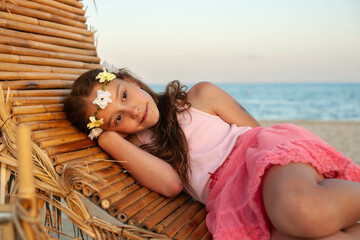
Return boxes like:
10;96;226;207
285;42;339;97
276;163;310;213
0;1;210;239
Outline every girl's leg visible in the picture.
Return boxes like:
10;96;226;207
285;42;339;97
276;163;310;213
270;223;360;240
262;163;360;238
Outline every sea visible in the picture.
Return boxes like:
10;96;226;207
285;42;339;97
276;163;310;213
150;83;360;121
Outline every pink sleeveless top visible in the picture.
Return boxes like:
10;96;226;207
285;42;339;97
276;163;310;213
137;107;251;203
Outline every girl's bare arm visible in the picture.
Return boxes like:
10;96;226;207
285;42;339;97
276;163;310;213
188;82;261;128
98;131;183;197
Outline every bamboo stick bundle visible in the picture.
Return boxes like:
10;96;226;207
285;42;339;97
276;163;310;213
11;104;63;115
186;218;209;240
0;19;93;43
51;146;103;165
35;132;87;148
117;192;160;223
0;44;100;63
0;54;102;70
82;173;128;197
7;90;70;97
200;230;212;240
31;126;77;140
108;187;151;217
0;10;92;37
12;112;66;124
11;96;65;106
32;0;85;17
91;176;136;205
101;184;141;210
174;208;207;240
128;196;170;227
0;63;87;75
0;72;78;81
4;0;87;24
43;138;95;156
0;2;86;29
153;199;193;234
23;119;71;131
160;201;203;238
0;80;73;90
139;193;190;230
0;33;97;55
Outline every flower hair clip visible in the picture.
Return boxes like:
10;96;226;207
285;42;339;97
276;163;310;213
87;69;116;140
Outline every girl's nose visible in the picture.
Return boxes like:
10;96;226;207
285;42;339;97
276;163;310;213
129;104;140;118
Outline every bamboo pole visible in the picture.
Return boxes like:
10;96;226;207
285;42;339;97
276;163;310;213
161;201;203;238
0;30;97;54
0;9;92;37
200;230;212;240
7;90;70;98
0;44;100;63
82;173;127;197
0;62;87;75
102;184;140;210
117;192;160;223
4;0;87;23
51;147;103;165
43;138;95;156
0;18;93;43
174;208;207;240
140;193;190;230
0;72;78;80
56;0;84;8
0;2;86;29
128;196;169;226
108;187;150;216
0;53;101;69
31;126;77;141
23;120;71;131
91;177;136;206
0;80;73;90
12;112;66;124
154;200;193;234
36;132;87;148
11;96;65;106
31;0;85;16
186;218;209;240
17;124;36;240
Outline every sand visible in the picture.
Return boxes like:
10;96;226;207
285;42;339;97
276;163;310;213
260;120;360;165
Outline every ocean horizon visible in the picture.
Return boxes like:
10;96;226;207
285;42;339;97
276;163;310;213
150;82;360;121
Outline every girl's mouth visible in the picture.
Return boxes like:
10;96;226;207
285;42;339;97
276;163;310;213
140;104;148;124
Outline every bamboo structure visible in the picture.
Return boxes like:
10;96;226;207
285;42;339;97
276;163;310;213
0;1;211;239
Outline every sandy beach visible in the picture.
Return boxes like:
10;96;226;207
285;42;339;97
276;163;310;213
260;120;360;166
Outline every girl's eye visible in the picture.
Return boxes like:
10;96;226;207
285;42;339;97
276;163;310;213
116;114;122;124
122;92;127;101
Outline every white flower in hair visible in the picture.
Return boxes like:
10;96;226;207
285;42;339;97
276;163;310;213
102;60;120;74
88;127;103;140
93;90;112;109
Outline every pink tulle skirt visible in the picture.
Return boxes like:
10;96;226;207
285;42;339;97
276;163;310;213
206;123;360;240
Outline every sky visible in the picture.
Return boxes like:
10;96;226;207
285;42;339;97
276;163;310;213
82;0;360;84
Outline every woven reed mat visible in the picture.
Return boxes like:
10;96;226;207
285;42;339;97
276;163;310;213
0;0;211;239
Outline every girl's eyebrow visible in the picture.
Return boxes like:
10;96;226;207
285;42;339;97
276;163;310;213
107;85;121;128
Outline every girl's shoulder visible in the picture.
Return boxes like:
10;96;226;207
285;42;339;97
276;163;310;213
187;82;219;116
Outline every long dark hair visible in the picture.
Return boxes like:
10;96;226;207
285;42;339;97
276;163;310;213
64;68;191;183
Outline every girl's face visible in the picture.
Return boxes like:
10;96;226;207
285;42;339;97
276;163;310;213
86;78;159;134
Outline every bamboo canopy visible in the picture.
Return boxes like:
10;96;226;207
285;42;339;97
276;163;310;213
0;0;211;239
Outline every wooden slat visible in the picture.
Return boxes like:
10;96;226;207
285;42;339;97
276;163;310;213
32;0;85;16
0;18;94;43
0;53;101;69
0;44;100;63
0;28;96;51
4;0;87;24
11;104;64;115
12;112;66;124
6;89;70;97
0;2;85;29
0;80;73;90
0;10;92;37
55;0;84;8
11;96;65;106
0;63;87;75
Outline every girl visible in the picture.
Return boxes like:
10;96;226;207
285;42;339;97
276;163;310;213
64;68;360;240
